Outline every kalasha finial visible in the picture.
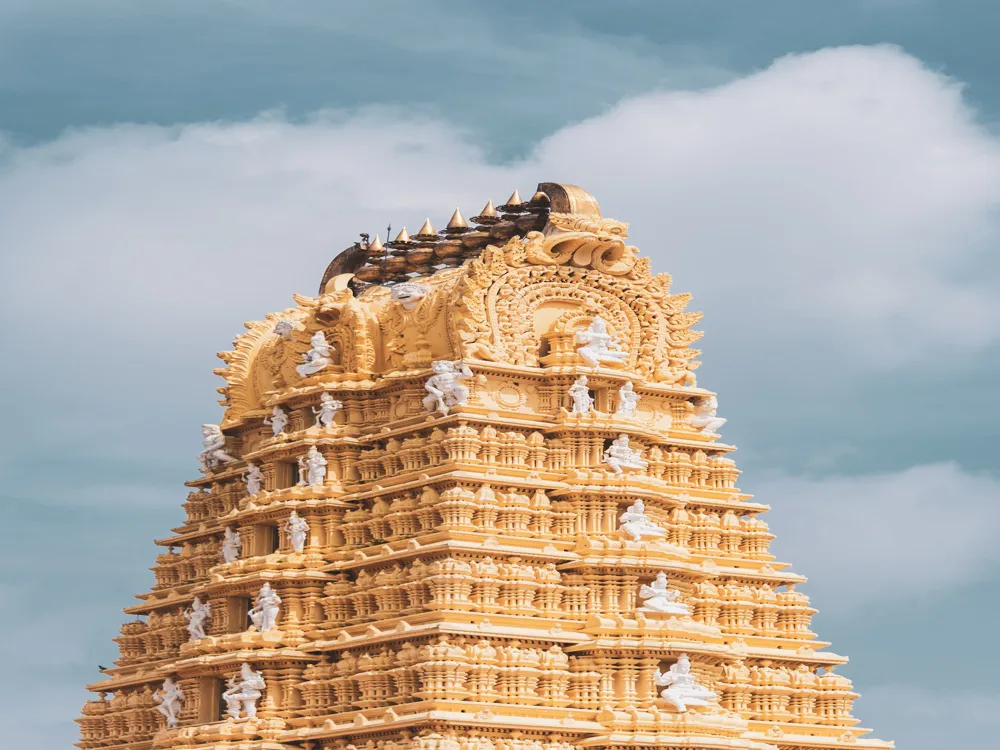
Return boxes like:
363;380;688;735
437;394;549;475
445;207;470;233
528;190;550;206
502;189;523;208
367;234;385;255
472;200;500;225
388;226;412;247
414;218;438;241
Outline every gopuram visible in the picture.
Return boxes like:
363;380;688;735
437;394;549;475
77;183;892;750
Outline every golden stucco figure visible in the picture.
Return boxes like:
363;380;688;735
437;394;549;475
77;183;892;750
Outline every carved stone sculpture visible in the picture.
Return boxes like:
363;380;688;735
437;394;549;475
152;677;184;729
655;653;717;711
248;583;281;632
243;462;262;496
198;425;235;470
296;330;334;378
285;511;309;553
313;392;342;428
264;406;288;437
222;663;265;720
184;597;210;640
390;281;431;310
575;316;627;367
690;395;726;434
423;360;473;415
568;375;594;414
303;445;327;486
619;499;666;542
603;434;648;474
638;571;689;615
274;320;294;340
221;527;242;564
616;381;640;417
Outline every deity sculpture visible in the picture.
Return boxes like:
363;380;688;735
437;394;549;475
222;663;266;720
296;330;334;378
654;653;717;712
248;583;281;632
152;677;184;729
690;395;726;434
243;462;262;496
274;320;294;340
184;597;211;640
198;424;235;470
576;316;627;367
301;445;327;486
603;434;648;474
423;360;473;415
615;381;641;418
285;511;309;553
221;527;242;564
313;392;343;428
568;375;594;415
390;281;431;310
638;571;690;615
618;499;666;542
264;406;288;437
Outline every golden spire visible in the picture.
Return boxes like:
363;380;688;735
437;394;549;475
472;200;499;224
504;189;523;207
446;208;469;231
392;226;411;244
415;218;437;239
367;234;384;253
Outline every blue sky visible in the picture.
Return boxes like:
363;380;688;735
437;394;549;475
2;2;999;747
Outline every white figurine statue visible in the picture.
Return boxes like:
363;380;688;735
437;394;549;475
690;395;726;434
390;282;431;310
313;393;343;428
243;462;262;496
619;499;666;542
198;425;235;470
248;583;281;632
153;677;184;729
221;527;242;564
296;330;334;378
184;597;211;640
264;406;288;437
222;663;266;720
423;360;473;415
274;320;294;340
638;571;690;615
654;654;717;712
576;316;627;367
603;434;648;474
615;381;641;418
285;511;309;553
568;375;594;415
302;445;327;487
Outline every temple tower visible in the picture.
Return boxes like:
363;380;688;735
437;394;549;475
77;183;892;750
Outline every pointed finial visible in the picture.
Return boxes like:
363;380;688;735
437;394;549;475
368;234;384;253
393;226;411;244
445;207;470;233
415;217;437;239
504;189;523;207
472;200;499;225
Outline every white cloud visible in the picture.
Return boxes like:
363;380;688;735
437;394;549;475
755;462;1000;614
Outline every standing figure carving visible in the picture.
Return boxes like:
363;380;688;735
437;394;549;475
603;434;648;474
296;330;334;378
619;499;666;542
153;677;184;728
655;654;717;711
248;583;281;632
423;361;473;415
285;511;309;553
301;446;327;487
264;406;288;437
313;393;343;428
615;381;641;417
184;597;211;640
198;425;235;470
576;316;627;367
568;375;594;415
243;462;262;496
690;395;726;434
221;527;242;563
638;571;689;615
222;663;265;720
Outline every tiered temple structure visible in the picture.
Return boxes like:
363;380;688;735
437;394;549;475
78;183;892;750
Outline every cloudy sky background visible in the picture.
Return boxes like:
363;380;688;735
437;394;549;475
2;2;1000;747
